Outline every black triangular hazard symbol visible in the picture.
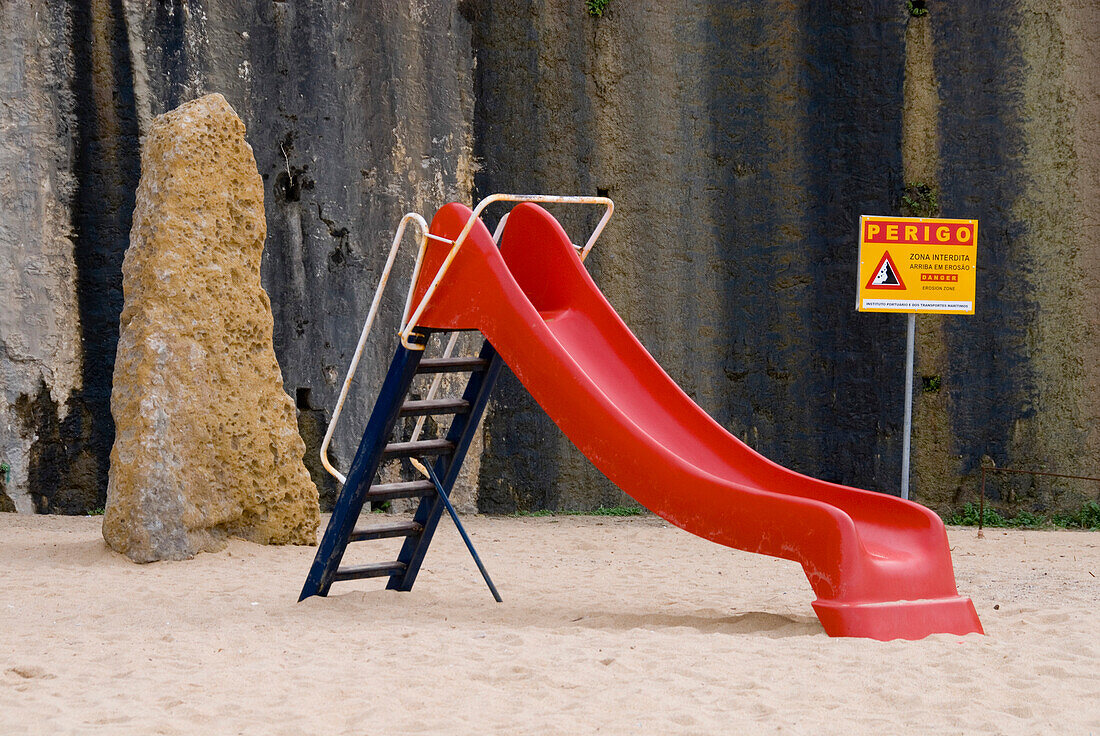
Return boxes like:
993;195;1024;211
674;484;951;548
865;251;906;290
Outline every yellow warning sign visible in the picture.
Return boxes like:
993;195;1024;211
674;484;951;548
856;216;978;314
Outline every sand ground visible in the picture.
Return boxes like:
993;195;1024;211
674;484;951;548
1;513;1098;735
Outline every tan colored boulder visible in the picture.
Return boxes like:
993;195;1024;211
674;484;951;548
103;94;319;562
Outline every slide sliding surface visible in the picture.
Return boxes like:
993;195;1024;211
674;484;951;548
409;202;982;640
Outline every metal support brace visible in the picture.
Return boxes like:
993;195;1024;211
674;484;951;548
421;461;502;603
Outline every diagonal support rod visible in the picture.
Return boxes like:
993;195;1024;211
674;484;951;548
421;461;502;603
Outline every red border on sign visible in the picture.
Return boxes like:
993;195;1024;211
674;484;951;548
865;251;906;290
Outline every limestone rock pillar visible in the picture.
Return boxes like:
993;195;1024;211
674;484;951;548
103;93;319;562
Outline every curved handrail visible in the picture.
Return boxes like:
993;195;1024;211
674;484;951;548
319;212;434;484
398;194;613;349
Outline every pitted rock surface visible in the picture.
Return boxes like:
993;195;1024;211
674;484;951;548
103;94;319;562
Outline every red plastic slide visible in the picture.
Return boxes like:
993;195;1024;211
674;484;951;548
411;201;983;640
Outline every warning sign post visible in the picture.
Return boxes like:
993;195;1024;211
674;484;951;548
857;216;978;314
856;215;978;501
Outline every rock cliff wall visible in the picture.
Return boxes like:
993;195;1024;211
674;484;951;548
471;1;912;511
0;1;84;513
1;0;1097;517
1;0;477;511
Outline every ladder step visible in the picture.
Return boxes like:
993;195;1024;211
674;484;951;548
382;439;455;458
416;357;491;374
333;561;407;581
366;480;436;501
349;520;424;542
399;398;471;417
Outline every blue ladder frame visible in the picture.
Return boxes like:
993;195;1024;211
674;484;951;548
299;331;502;601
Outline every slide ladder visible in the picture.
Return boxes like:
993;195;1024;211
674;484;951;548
299;329;503;600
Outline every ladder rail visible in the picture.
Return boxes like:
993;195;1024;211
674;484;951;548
299;339;427;601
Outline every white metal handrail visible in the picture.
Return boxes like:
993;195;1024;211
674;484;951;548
320;194;614;484
320;212;506;483
319;212;438;484
398;194;613;349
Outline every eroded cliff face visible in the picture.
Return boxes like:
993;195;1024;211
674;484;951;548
471;0;1100;515
1;0;1097;517
472;2;911;511
1;0;477;511
915;1;1100;513
0;1;83;514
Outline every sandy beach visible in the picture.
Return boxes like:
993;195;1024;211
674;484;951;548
1;512;1097;735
